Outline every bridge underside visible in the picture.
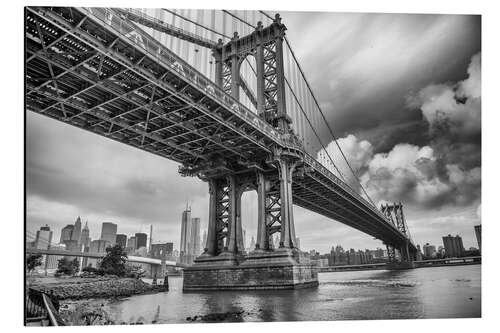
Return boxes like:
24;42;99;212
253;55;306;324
26;7;417;290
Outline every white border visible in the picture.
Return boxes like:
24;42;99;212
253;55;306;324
3;0;498;332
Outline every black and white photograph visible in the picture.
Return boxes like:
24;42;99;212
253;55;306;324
9;0;497;330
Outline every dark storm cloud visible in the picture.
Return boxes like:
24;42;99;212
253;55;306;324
281;12;481;154
320;52;481;214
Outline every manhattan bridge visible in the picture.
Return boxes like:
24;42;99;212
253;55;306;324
25;7;418;290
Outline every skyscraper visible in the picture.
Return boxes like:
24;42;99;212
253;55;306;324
135;233;148;249
127;236;136;253
249;236;256;251
80;221;91;248
180;206;192;263
60;224;74;244
116;234;127;248
295;237;301;249
71;216;82;244
474;225;481;252
190;217;201;256
442;234;465;258
100;222;117;245
35;225;53;250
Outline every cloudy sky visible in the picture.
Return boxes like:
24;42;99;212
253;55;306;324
26;10;481;253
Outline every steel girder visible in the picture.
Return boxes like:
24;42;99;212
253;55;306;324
25;7;416;253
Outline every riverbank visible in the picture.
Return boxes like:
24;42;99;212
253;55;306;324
29;276;168;300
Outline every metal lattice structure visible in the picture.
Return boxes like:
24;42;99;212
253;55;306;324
25;6;417;263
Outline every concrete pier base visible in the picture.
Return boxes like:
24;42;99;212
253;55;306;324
183;249;318;291
387;261;416;270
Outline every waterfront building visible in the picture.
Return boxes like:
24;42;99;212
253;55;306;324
474;225;481;252
135;233;148;250
80;222;91;248
59;224;74;244
100;222;117;245
442;234;465;258
423;243;437;258
34;224;52;250
116;234;127;249
71;216;82;244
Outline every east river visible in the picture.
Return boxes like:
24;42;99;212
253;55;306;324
84;265;481;323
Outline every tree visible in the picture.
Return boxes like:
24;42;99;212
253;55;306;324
56;257;79;276
26;254;43;274
99;244;128;277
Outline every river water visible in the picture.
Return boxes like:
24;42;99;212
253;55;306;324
94;265;480;323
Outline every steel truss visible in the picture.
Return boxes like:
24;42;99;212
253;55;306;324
25;7;417;257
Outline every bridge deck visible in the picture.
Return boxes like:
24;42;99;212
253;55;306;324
25;7;414;251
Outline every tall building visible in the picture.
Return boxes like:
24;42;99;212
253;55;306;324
190;217;201;256
100;222;117;245
34;225;53;250
87;239;110;268
295;237;301;249
59;224;74;244
127;236;136;253
135;233;148;250
423;243;436;258
249;236;256;251
80;222;91;248
180;206;192;263
71;216;82;244
442;234;465;258
474;225;481;252
116;234;127;248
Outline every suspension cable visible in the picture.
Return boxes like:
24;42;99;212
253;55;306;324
259;10;376;206
221;10;346;180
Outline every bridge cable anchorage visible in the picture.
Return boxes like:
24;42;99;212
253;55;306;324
215;10;347;181
259;10;377;207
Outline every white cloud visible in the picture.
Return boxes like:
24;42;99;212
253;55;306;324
412;52;481;137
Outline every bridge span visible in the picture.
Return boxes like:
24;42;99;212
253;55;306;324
25;7;417;290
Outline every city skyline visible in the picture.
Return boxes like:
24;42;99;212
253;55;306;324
26;10;481;254
28;216;481;256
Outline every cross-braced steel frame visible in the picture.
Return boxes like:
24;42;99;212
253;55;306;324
25;7;417;260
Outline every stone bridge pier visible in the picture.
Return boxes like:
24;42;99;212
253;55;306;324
182;150;318;291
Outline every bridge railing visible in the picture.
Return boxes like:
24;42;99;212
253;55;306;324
80;7;286;147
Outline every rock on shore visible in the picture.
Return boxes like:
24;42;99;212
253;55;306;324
31;276;167;300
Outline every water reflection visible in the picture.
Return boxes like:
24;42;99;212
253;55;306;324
99;265;480;324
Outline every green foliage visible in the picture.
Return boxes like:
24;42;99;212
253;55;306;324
26;254;43;273
99;244;128;277
56;257;79;276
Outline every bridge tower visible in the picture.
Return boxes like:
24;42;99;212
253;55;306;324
183;15;317;290
381;203;416;266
